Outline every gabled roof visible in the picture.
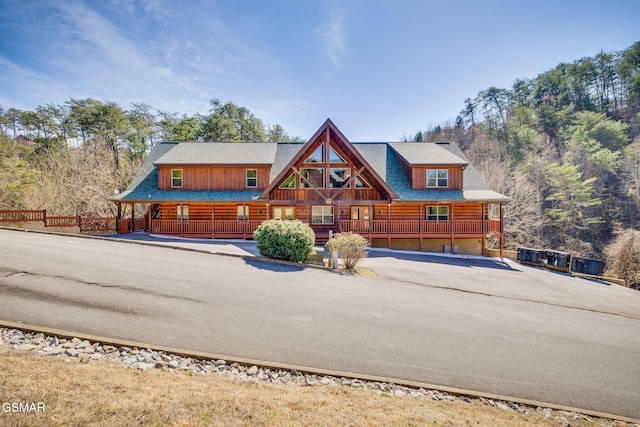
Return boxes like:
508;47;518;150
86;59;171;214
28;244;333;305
258;118;398;200
154;142;278;165
389;142;468;166
114;120;509;204
271;143;303;181
113;141;177;202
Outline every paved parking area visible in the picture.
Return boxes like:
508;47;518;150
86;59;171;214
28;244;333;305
110;233;640;320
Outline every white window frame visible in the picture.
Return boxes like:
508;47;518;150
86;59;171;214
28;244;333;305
246;169;257;188
279;173;296;189
329;147;347;163
237;205;249;220
171;169;183;188
304;144;324;163
427;169;448;188
426;205;449;221
300;168;324;189
355;175;372;189
273;206;295;220
177;205;189;220
329;168;351;188
312;206;334;224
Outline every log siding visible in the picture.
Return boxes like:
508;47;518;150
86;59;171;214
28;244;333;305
158;165;271;191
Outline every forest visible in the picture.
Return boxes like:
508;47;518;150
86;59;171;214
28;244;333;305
411;41;640;259
1;42;639;263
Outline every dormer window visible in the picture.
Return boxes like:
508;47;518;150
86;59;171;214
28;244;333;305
427;169;448;188
246;169;257;188
171;169;183;188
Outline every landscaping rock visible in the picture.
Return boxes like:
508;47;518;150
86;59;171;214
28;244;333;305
0;327;624;426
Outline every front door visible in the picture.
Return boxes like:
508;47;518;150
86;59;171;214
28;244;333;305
351;206;370;220
350;206;370;232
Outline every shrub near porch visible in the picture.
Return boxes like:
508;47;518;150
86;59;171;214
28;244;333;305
253;219;315;262
327;232;370;270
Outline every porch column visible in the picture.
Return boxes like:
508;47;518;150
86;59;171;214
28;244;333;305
368;204;372;243
116;203;122;234
449;203;455;254
419;204;423;252
180;204;184;236
212;204;215;238
131;203;135;232
481;203;486;257
387;203;391;249
500;203;505;258
243;204;247;240
337;204;342;232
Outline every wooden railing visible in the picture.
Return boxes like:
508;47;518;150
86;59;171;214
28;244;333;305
79;217;116;233
0;209;117;233
454;220;482;233
0;210;45;222
118;219;132;233
46;216;79;228
340;219;498;235
422;220;450;233
117;218;147;233
214;220;244;234
183;220;212;234
134;218;145;230
150;219;263;236
486;219;501;234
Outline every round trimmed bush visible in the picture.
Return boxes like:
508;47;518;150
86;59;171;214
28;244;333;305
253;219;315;262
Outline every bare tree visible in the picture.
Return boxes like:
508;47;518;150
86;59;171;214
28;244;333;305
604;229;640;289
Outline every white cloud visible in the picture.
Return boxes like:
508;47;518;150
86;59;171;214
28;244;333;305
316;6;346;68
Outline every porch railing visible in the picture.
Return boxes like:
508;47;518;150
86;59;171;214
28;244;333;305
339;219;494;234
150;219;263;235
486;219;501;234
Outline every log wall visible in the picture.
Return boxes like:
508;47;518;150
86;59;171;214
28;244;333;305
158;166;271;191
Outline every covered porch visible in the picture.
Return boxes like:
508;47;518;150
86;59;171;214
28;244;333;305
115;201;505;257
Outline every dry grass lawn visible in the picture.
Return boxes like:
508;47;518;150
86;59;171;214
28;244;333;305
0;344;622;427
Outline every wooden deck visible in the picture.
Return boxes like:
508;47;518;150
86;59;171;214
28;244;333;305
145;218;501;240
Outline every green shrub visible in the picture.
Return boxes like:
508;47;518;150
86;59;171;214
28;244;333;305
253;219;315;262
326;232;369;270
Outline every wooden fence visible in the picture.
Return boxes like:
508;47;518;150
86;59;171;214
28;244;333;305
0;210;45;223
0;209;116;233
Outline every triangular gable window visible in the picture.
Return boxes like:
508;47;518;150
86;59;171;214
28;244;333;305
279;173;296;189
329;147;346;163
304;144;324;163
355;175;372;189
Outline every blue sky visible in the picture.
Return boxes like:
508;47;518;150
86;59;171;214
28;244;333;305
0;0;639;141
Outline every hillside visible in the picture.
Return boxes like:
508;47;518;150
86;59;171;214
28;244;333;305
410;42;640;258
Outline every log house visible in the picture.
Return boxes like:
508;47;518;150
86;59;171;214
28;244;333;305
113;119;509;255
